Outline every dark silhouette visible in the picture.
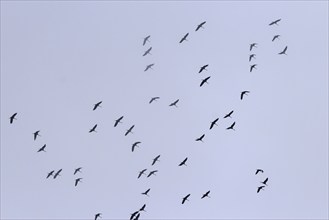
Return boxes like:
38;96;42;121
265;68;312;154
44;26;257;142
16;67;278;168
9;113;17;124
210;118;219;130
226;122;236;130
89;124;97;133
134;213;140;220
257;186;265;193
53;169;62;179
143;35;151;46
261;177;269;185
250;43;257;51
147;170;158;178
143;47;152;56
200;76;211;87
95;213;102;220
169;99;179;107
114;116;124;127
149;97;160;104
46;170;55;179
93;101;102;111
249;54;256;62
130;211;139;220
37;144;46;152
278;46;288;55
195;21;206;31
179;157;188;166
139;204;146;212
255;169;264;175
132;141;141;152
195;134;205;142
74;167;82;175
224;110;234;119
152;155;160;165
125;125;135;136
75;178;82;186
201;190;210;199
199;64;208;73
269;19;281;26
144;63;154;72
272;35;280;42
142;188;151;196
182;194;190;204
179;33;189;43
33;130;41;141
138;169;147;179
250;64;257;72
241;91;250;100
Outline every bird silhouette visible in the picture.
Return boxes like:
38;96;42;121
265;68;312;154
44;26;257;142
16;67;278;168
53;169;62;179
179;157;188;166
138;169;147;179
272;35;280;42
201;190;210;199
46;170;55;179
142;188;151;196
195;21;206;31
278;46;288;55
250;43;257;51
95;213;102;220
179;33;189;43
9;113;17;124
182;194;190;204
33;130;41;141
132;141;141;152
125;125;135;136
89;124;97;133
241;91;250;100
210;118;219;130
255;169;264;175
200;76;211;87
143;35;151;46
134;213;140;220
199;64;208;73
226;122;236;130
250;64;257;72
269;19;281;26
143;47;152;56
249;54;256;62
37;144;46;152
114;116;124;127
75;178;82;186
261;177;269;185
151;155;160;165
93;101;102;111
195;134;205;142
74;167;82;175
147;170;158;178
139;204;146;212
149;97;160;104
257;186;265;193
144;63;154;72
130;211;139;220
224;110;234;118
169;99;179;107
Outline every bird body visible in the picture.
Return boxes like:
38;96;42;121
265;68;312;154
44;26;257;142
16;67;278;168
210;118;219;130
152;155;160;165
179;33;189;43
199;64;208;73
144;63;154;72
179;157;188;166
143;47;152;56
9;113;17;124
74;167;82;175
142;188;151;196
139;204;146;212
89;124;97;133
125;125;135;136
279;46;288;55
201;190;210;199
226;122;236;130
269;19;281;26
132;141;141;152
241;91;250;100
37;144;46;152
195;21;206;31
195;134;205;142
224;110;234;118
143;35;151;46
114;116;124;127
149;97;160;104
200;76;211;87
93;101;102;111
75;178;82;186
257;186;265;193
182;194;190;204
169;99;179;107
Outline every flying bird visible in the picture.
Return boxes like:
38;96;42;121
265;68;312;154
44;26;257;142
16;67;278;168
179;157;188;166
95;213;102;220
226;122;236;130
195;134;205;142
250;43;257;51
53;169;62;179
33;130;41;141
149;97;160;104
114;116;124;127
37;144;46;152
255;169;264;175
257;186;265;193
142;188;151;196
46;170;55;179
75;178;82;186
74;167;82;175
250;64;257;72
125;125;135;136
143;47;152;56
224;110;234;118
200;76;211;87
210;118;219;130
182;194;190;204
241;91;250;100
93;101;102;111
272;35;280;42
144;63;154;72
138;169;147;179
199;64;208;73
151;155;160;165
9;113;17;124
130;211;139;220
169;99;179;107
132;141;141;152
269;19;281;26
201;190;210;199
147;170;158;178
89;124;97;133
261;177;269;185
139;204;146;212
143;35;151;46
249;54;256;62
278;46;288;55
195;21;206;31
179;33;189;43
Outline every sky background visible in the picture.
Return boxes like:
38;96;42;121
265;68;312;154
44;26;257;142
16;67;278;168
1;1;328;220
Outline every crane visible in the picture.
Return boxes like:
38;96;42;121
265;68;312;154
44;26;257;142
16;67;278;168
151;155;160;165
125;125;135;136
149;97;160;104
200;76;211;87
89;124;97;133
179;33;189;43
37;144;46;152
255;169;264;175
95;213;102;220
144;63;154;72
74;167;82;175
139;204;146;212
261;177;269;185
9;113;17;124
195;134;205;142
226;122;236;130
210;118;219;130
249;54;256;62
179;157;188;166
75;178;83;186
199;64;208;73
250;43;257;51
138;169;147;179
182;194;190;204
143;47;152;56
93;101;102;111
53;169;62;179
278;46;288;55
132;141;141;152
46;170;55;179
142;188;151;196
195;21;206;31
33;130;41;141
143;35;151;46
241;91;250;100
250;64;257;72
114;116;124;127
257;186;265;193
201;190;210;199
269;19;281;26
272;35;280;42
147;170;158;178
169;99;179;107
224;110;234;118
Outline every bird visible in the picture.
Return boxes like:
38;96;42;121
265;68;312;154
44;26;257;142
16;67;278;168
199;64;208;73
201;190;210;199
130;211;139;220
278;46;288;55
255;169;264;175
147;170;158;177
241;91;250;100
179;33;189;43
9;113;17;124
125;125;135;136
200;76;211;87
257;186;265;193
272;35;280;42
138;169;147;179
151;155;160;165
143;47;152;56
142;188;151;196
224;110;234;119
139;204;146;212
169;99;179;107
210;118;219;130
53;169;62;179
46;170;54;179
226;122;236;130
249;54;256;62
269;19;281;26
250;43;257;51
95;213;102;220
179;157;188;166
132;141;141;152
195;134;205;142
33;130;41;141
182;194;190;204
89;124;97;133
114;116;124;127
261;177;269;185
195;21;206;31
149;97;160;104
37;144;46;152
143;35;151;46
144;63;154;72
75;178;82;186
93;101;102;111
250;64;257;72
74;167;82;175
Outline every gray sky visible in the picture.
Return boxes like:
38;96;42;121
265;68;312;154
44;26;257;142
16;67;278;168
1;1;328;219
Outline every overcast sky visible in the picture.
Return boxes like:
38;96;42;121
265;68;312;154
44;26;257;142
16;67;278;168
1;1;328;220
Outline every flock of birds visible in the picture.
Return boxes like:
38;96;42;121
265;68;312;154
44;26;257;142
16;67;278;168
7;18;288;220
